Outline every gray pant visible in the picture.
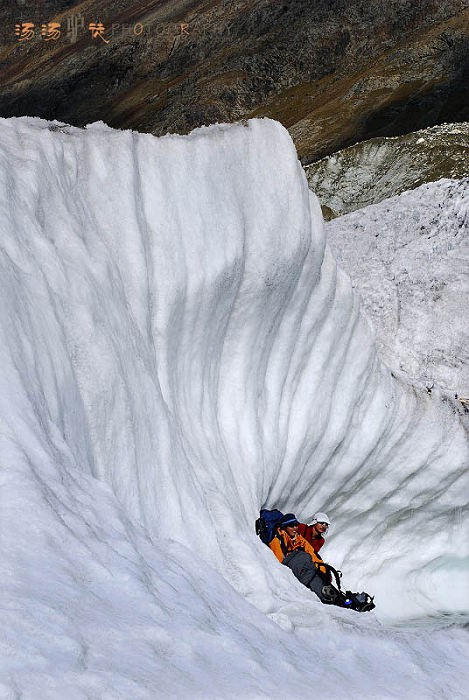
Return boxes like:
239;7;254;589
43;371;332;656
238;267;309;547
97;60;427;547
283;550;328;602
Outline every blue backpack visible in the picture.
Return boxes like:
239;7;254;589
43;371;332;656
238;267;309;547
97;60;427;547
255;508;284;545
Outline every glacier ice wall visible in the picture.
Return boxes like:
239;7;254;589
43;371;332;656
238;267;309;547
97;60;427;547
326;178;469;396
1;116;468;698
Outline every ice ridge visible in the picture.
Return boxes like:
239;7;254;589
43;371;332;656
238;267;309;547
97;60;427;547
0;116;468;698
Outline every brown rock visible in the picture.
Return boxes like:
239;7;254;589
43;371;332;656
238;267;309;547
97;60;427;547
0;0;467;162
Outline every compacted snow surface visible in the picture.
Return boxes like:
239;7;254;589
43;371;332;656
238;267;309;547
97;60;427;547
326;179;469;396
0;117;468;699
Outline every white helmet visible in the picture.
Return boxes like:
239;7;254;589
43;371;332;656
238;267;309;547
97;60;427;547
308;512;331;526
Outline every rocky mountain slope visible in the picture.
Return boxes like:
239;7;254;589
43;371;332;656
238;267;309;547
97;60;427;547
305;122;469;219
0;0;468;162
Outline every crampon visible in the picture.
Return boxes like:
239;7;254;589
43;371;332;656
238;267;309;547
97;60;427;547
341;590;375;612
322;585;375;612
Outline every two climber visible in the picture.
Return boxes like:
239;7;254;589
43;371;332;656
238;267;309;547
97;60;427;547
256;509;375;612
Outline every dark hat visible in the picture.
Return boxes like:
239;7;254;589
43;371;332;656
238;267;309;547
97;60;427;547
279;513;299;528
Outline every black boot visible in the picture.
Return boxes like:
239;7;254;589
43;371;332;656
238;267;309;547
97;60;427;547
342;590;375;612
321;585;347;606
321;585;375;612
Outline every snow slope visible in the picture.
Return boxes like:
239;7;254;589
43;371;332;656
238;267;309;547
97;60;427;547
0;116;468;699
326;178;469;396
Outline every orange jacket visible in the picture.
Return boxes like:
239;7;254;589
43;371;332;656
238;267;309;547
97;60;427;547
269;528;327;577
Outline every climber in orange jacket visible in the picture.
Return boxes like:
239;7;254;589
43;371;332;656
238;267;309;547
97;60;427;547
269;513;340;605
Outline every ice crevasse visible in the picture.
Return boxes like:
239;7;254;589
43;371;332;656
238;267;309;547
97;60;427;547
0;116;468;699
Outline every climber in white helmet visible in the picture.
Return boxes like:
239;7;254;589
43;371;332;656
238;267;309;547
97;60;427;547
297;511;331;553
